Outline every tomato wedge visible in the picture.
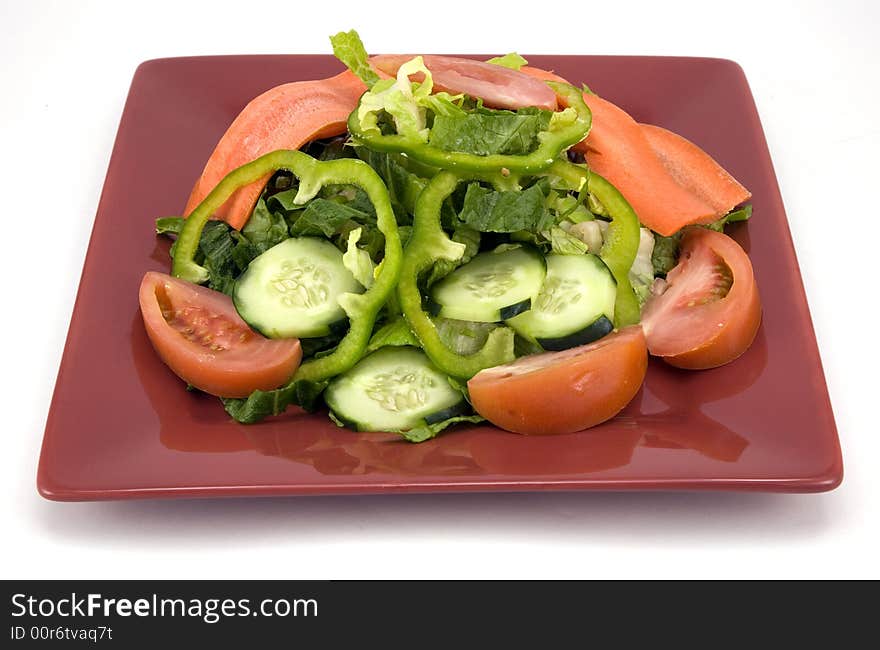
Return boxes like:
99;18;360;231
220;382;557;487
370;55;557;111
467;327;648;435
139;272;301;397
641;229;761;369
521;66;751;236
184;70;366;230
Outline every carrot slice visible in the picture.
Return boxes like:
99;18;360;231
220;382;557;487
184;70;366;230
639;124;750;219
521;66;750;236
575;93;721;236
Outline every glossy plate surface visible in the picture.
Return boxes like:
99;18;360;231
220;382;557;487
38;55;842;500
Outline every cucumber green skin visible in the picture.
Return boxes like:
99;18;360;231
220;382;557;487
537;315;614;351
324;347;464;432
172;150;403;390
430;246;546;323
506;253;617;342
232;237;362;339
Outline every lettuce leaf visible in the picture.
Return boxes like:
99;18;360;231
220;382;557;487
356;56;436;142
355;148;429;223
155;216;184;235
342;227;375;288
727;204;753;223
629;228;656;305
429;106;552;156
329;29;380;87
651;232;681;277
399;414;485;443
198;221;240;295
424;225;480;288
241;198;289;250
706;204;753;231
486;53;528;70
156;217;241;296
434;318;501;355
457;182;552;233
222;379;329;423
365;317;420;354
545;225;589;255
289;198;370;237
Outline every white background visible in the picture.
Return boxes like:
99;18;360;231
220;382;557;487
2;0;878;580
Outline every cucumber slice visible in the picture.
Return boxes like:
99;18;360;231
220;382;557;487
537;315;614;351
506;253;616;347
325;347;465;432
233;237;362;339
429;246;546;322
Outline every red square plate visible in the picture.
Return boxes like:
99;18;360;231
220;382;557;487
37;55;842;500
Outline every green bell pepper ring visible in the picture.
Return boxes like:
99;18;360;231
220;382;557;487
398;171;516;379
172;150;402;390
548;160;641;327
348;82;591;176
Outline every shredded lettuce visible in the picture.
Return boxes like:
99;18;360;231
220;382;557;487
399;414;485;443
545;225;589;255
651;231;680;277
434;317;501;355
486;53;528;70
354;149;429;222
629;228;656;304
706;204;753;231
356;56;436;141
342;227;375;289
457;181;553;233
727;204;753;223
240;199;289;251
424;225;481;288
430;106;552;156
365;318;420;354
155;216;184;235
222;379;329;422
329;29;380;87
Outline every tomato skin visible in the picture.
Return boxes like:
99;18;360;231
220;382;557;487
467;327;648;435
371;55;558;111
641;229;761;369
139;272;301;398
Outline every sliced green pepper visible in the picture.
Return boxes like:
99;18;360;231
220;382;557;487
348;82;591;176
546;160;642;327
172;150;402;394
398;171;516;379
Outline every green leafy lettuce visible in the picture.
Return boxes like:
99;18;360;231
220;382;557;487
429;106;552;156
652;232;681;277
329;29;380;87
222;379;330;423
706;204;753;231
629;228;656;304
342;227;375;288
457;181;552;233
434;318;502;355
486;53;528;70
365;317;420;354
400;414;485;443
355;56;441;142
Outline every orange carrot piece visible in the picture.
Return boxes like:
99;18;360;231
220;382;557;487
521;66;750;236
184;70;366;230
639;123;750;218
